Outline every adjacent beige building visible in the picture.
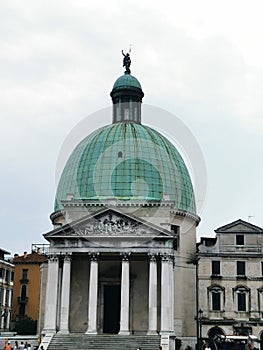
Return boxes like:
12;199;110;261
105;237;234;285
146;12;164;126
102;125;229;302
12;251;47;333
198;219;263;348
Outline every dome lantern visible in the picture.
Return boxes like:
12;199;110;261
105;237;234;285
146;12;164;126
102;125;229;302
110;52;144;124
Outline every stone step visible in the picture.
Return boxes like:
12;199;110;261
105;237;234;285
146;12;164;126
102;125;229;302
48;334;161;350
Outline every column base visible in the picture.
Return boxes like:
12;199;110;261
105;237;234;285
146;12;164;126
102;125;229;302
85;330;98;335
147;330;158;335
42;329;56;335
118;330;130;335
58;329;69;334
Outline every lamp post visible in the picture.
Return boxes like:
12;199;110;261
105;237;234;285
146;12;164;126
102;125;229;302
198;309;203;350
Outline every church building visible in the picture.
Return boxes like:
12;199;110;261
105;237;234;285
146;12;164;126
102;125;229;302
40;57;200;350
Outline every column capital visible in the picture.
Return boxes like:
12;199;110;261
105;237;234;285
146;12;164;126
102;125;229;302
89;252;100;261
120;252;131;261
48;254;59;262
63;253;72;262
161;253;174;264
148;253;157;262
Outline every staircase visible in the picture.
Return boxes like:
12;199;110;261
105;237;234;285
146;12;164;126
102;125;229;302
48;333;161;350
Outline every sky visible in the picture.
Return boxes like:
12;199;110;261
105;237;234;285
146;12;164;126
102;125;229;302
1;0;263;256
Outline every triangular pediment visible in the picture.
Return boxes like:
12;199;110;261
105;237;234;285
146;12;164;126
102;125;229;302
44;208;173;240
215;219;263;234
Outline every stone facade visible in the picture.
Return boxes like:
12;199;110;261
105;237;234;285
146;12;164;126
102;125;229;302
40;204;199;349
198;219;263;347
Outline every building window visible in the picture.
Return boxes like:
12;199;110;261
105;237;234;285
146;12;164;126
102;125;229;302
234;286;250;312
237;261;246;276
212;261;220;275
22;269;28;280
124;108;129;120
236;234;244;245
19;285;27;317
238;292;246;311
20;285;27;302
257;287;263;314
208;285;224;312
212;291;221;311
5;290;9;306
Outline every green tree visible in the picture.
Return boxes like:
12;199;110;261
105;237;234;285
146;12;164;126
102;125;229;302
15;316;37;335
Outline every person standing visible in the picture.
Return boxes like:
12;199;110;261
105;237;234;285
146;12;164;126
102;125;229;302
18;341;25;350
3;341;12;350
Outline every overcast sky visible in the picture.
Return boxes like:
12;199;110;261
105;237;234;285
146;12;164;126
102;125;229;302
1;0;263;255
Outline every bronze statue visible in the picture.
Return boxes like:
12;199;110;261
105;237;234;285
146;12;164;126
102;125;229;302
122;50;131;74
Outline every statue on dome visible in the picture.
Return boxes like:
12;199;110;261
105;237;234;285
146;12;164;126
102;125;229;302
122;50;131;74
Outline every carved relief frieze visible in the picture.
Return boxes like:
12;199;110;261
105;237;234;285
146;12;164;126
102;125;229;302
72;212;147;236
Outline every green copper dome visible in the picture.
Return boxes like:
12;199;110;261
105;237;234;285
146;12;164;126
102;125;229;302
54;122;196;214
113;73;142;90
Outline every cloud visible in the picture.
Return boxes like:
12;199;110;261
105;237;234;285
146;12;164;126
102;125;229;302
1;0;263;253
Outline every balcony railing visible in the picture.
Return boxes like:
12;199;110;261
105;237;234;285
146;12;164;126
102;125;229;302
17;297;28;304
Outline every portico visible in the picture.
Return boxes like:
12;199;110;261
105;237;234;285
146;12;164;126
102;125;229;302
42;208;176;336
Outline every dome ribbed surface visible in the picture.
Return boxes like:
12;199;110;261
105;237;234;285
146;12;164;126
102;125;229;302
113;74;142;90
54;123;196;214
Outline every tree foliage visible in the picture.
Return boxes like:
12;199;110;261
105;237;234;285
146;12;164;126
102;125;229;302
15;316;37;335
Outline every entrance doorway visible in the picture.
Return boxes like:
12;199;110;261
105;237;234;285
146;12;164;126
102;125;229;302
103;284;120;333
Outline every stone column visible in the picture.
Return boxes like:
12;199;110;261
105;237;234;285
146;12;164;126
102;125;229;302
119;253;130;335
148;253;158;334
43;255;59;333
6;289;12;329
160;254;173;334
86;253;99;334
0;288;6;329
169;256;174;332
2;288;6;307
59;254;72;333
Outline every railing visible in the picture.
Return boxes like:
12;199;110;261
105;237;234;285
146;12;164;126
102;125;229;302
31;243;50;255
17;297;28;304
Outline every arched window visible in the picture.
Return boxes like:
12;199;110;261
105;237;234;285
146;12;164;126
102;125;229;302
208;285;225;311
